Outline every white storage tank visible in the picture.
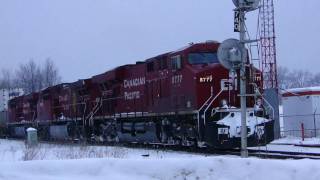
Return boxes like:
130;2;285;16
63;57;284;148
282;87;320;138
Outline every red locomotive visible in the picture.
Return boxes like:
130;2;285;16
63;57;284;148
7;41;274;148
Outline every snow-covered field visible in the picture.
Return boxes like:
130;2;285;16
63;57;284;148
1;139;320;180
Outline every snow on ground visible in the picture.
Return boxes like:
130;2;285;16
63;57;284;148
2;156;320;180
273;136;320;146
1;139;320;180
249;137;320;154
248;136;320;154
250;144;320;154
0;139;200;161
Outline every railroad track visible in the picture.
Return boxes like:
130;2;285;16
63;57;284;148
126;143;320;160
247;149;320;160
3;137;320;160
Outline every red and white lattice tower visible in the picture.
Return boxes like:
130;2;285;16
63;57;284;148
259;0;278;90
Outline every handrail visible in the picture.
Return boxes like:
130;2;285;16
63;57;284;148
87;98;103;126
84;99;99;126
197;86;214;112
203;89;224;125
197;87;213;133
82;101;87;126
85;99;99;120
251;83;275;119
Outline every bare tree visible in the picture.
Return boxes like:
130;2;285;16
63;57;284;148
15;60;41;94
310;72;320;86
36;66;43;91
0;68;16;90
277;66;290;89
14;59;62;93
288;70;313;88
42;58;61;88
278;66;317;89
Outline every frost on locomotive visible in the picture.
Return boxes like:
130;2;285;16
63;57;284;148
7;41;274;148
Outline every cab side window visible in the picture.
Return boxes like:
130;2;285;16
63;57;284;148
158;58;167;70
171;55;182;70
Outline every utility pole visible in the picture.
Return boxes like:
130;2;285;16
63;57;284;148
238;8;248;158
234;0;260;158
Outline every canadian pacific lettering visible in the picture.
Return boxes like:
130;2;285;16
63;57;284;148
124;91;140;100
124;77;145;88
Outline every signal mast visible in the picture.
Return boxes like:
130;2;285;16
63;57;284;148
218;0;267;158
233;0;261;158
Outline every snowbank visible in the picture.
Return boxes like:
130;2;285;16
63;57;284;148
0;139;200;161
1;139;320;180
1;157;320;180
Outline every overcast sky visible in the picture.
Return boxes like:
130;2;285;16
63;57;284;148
0;0;319;82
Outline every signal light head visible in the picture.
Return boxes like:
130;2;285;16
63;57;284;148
232;0;260;11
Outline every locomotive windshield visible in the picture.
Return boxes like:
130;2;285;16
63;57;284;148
188;52;219;64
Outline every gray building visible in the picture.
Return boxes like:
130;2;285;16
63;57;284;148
0;88;24;125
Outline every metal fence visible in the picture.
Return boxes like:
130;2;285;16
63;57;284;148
279;113;320;140
280;129;320;138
